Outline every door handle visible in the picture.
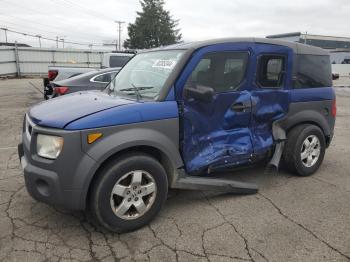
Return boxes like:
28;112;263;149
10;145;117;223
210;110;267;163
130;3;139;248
231;102;251;112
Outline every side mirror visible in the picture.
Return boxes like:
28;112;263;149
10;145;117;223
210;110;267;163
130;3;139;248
332;73;339;80
185;85;214;103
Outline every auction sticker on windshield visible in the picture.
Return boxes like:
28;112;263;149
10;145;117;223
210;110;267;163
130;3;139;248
152;59;177;69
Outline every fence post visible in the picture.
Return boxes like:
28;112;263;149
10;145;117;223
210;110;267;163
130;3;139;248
51;49;56;65
14;41;21;77
100;52;103;68
87;51;90;68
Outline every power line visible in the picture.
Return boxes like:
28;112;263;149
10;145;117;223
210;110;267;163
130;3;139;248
0;1;115;38
2;27;106;47
0;17;111;44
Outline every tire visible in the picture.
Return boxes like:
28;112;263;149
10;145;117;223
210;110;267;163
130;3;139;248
88;153;168;233
283;124;326;176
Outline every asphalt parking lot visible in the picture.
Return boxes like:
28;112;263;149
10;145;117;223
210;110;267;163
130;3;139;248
0;78;349;262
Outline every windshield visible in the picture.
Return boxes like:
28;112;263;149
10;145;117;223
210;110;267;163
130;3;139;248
106;50;185;100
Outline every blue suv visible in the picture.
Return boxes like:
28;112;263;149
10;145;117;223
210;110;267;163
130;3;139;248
18;38;336;232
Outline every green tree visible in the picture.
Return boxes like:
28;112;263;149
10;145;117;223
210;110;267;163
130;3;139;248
124;0;182;49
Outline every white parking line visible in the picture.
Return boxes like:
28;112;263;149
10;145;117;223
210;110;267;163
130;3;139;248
29;81;43;94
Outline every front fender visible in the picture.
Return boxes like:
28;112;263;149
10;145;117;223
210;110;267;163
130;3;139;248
81;118;182;167
76;118;182;208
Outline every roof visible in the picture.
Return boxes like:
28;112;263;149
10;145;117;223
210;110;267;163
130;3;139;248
152;37;328;56
268;32;350;42
266;32;302;38
0;42;31;47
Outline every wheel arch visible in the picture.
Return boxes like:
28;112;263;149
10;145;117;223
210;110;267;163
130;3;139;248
273;108;331;142
82;143;181;210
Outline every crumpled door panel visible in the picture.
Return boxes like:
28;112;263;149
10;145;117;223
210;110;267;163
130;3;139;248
250;90;289;155
182;91;253;174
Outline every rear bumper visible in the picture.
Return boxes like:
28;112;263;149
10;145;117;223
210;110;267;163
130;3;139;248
326;132;334;148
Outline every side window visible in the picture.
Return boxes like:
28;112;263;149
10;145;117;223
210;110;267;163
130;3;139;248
294;55;332;88
110;71;118;79
109;56;131;67
93;73;114;83
257;55;286;88
185;52;248;93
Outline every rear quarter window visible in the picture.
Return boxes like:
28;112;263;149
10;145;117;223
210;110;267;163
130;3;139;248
294;55;332;88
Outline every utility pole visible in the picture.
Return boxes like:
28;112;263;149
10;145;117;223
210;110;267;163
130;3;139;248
57;36;66;48
60;37;65;48
1;28;8;43
114;20;125;51
35;35;42;48
304;31;308;45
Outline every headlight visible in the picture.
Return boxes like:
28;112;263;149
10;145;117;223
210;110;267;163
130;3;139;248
37;134;64;159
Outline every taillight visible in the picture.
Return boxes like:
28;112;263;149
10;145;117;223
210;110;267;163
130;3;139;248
331;99;336;117
48;70;58;81
54;86;69;95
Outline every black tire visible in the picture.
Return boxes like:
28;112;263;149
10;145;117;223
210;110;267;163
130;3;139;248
283;124;326;176
88;153;168;233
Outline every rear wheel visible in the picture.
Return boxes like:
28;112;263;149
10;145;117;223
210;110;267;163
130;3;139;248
283;124;326;176
88;153;168;232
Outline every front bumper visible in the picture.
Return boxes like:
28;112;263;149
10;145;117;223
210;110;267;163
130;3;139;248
19;143;80;209
19;116;97;210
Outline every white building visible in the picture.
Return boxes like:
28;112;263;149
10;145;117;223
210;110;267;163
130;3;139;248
267;32;350;65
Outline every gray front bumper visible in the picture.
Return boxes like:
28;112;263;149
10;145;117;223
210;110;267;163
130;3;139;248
19;116;97;210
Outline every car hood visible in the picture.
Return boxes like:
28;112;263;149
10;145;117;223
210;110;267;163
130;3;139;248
29;91;135;128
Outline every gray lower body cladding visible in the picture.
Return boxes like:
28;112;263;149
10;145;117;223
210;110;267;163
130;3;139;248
268;99;335;169
273;100;335;145
19;116;181;210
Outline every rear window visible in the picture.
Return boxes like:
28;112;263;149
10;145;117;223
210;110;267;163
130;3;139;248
109;56;132;67
93;72;117;83
294;55;332;88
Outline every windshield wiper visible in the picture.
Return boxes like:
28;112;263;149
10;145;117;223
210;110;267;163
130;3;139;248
119;84;154;101
119;86;154;92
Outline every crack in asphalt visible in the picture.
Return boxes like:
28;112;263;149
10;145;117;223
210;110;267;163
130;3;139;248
310;176;350;194
251;247;270;262
80;220;99;261
202;193;255;262
259;193;350;260
4;186;24;238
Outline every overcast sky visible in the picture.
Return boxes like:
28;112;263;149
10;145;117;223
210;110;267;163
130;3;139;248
0;0;349;49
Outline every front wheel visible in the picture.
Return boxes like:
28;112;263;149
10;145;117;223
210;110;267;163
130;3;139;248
88;153;168;232
283;124;326;176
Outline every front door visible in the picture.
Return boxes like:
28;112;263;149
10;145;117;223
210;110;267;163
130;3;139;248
177;44;255;174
